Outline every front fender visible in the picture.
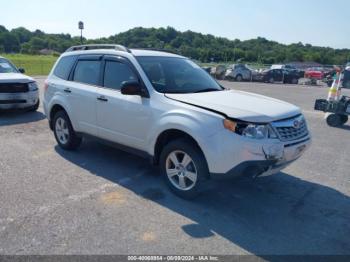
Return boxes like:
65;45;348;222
147;109;223;156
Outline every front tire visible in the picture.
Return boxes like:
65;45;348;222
235;75;243;82
159;138;209;199
53;110;82;150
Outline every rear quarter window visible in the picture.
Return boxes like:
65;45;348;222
53;56;77;80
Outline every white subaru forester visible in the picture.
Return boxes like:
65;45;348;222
44;45;311;199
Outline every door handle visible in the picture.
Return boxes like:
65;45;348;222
63;88;72;93
97;96;108;102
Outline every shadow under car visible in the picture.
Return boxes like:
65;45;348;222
55;138;350;257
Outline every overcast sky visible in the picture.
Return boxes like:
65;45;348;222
2;0;350;48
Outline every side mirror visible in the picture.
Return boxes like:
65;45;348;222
18;68;25;74
121;81;148;97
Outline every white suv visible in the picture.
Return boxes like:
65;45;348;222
0;56;39;111
44;45;311;199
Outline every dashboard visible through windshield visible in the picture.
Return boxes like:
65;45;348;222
136;56;223;94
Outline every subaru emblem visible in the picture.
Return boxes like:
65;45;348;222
293;120;301;129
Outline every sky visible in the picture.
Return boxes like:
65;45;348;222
1;0;350;49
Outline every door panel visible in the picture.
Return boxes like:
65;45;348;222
275;70;283;82
67;57;102;136
96;88;151;149
67;81;98;135
96;57;152;150
242;68;251;80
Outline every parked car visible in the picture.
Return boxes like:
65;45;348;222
270;64;284;70
210;65;226;79
304;67;325;80
257;69;300;84
44;44;311;199
225;64;258;82
0;56;39;111
202;66;211;74
271;64;304;78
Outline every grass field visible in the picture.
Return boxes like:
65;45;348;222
0;54;58;76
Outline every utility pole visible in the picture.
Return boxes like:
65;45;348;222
78;21;84;45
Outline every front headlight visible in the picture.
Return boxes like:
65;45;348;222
28;82;38;91
241;124;268;139
223;119;277;139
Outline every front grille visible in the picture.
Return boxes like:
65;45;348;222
0;99;26;104
273;115;309;142
0;83;29;93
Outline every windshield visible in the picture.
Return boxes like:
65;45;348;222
0;58;18;73
136;56;223;94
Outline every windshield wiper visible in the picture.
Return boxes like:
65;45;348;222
194;88;221;93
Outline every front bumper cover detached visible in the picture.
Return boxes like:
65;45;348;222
210;137;311;180
210;159;276;179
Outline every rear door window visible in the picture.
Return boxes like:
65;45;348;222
73;60;101;86
53;56;77;80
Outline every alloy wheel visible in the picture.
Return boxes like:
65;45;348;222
55;117;69;145
166;150;198;191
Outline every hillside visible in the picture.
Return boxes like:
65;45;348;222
1;25;349;64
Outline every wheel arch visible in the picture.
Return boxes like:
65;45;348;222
235;74;243;81
152;129;206;166
48;101;76;131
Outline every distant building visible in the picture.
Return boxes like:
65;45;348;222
39;49;55;55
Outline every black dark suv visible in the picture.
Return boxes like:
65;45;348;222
258;69;300;84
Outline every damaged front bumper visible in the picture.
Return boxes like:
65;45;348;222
207;134;311;180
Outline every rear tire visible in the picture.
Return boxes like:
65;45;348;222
53;110;82;150
159;138;209;199
326;114;343;127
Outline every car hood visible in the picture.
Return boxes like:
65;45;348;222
0;73;34;83
166;89;301;123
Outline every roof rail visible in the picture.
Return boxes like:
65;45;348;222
134;48;179;55
65;44;131;53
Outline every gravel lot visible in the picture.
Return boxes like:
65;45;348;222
0;77;350;256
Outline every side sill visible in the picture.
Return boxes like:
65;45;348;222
77;133;155;165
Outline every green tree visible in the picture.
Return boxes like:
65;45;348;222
0;32;20;52
28;37;47;53
0;24;349;65
11;27;32;43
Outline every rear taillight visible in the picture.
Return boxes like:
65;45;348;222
44;80;49;93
